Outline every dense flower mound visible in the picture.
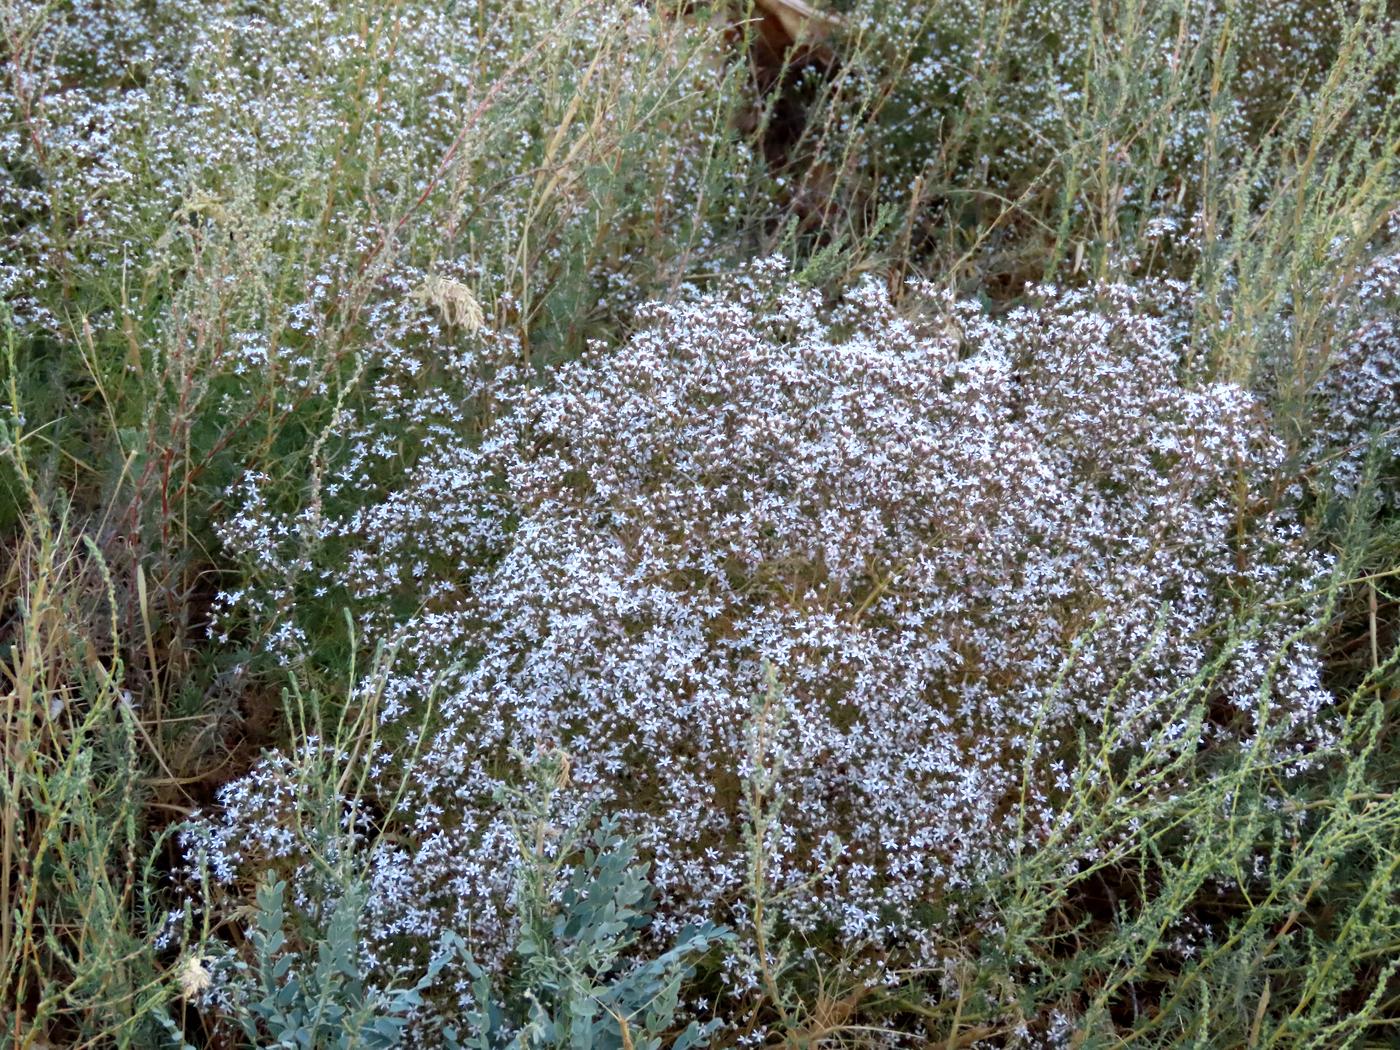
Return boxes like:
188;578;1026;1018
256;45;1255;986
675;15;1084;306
200;263;1334;972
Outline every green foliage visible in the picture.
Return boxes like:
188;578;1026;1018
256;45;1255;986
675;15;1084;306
457;756;732;1050
0;342;185;1047
457;825;730;1050
189;748;730;1049
221;877;459;1050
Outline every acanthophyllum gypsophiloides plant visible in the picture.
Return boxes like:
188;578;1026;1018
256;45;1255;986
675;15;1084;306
200;260;1335;1013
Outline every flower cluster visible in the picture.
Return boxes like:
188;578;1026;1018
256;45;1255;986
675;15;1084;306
1;0;745;361
1308;236;1400;501
201;264;1333;994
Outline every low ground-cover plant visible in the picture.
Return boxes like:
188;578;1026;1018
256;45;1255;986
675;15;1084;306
180;738;731;1048
195;260;1376;1038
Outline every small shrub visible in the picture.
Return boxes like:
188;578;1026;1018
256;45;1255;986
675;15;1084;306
208;262;1334;986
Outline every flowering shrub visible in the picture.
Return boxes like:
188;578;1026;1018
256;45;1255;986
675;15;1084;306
1;0;748;356
853;0;1359;191
201;263;1333;995
1307;240;1400;502
813;0;1400;299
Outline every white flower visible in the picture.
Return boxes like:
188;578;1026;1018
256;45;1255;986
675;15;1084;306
175;954;212;1000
